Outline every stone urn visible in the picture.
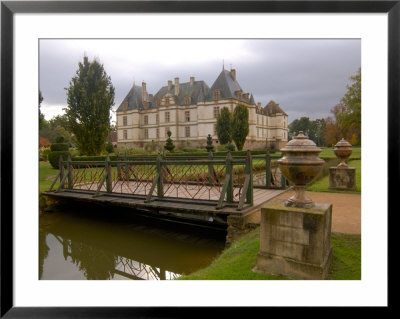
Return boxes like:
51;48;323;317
334;138;352;168
278;131;324;208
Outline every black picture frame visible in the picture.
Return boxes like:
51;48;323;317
1;1;396;317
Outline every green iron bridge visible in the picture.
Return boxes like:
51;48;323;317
42;151;288;244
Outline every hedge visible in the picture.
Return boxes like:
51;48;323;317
48;151;71;169
50;143;69;152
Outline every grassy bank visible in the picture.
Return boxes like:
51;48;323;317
39;161;59;194
177;227;361;280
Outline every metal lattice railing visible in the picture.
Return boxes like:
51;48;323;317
49;150;289;210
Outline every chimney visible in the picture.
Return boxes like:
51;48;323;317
174;77;180;95
231;69;236;81
190;76;195;86
142;81;147;102
168;80;172;91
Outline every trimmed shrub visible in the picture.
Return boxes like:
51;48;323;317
105;142;114;154
48;151;71;169
50;143;69;152
56;136;65;143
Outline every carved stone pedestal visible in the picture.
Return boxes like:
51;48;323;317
329;167;356;190
253;200;332;280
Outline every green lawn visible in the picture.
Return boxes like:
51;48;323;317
177;227;361;280
318;146;361;159
307;159;361;193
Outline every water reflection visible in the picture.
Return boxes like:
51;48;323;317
39;207;226;280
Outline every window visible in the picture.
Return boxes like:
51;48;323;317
123;130;127;140
213;107;219;118
214;124;217;135
165;127;170;136
165;97;170;105
123;116;127;126
144;128;149;139
185;126;190;137
257;128;259;138
144;115;148;125
156;114;159;124
213;89;220;100
165;112;170;123
236;90;242;100
185;111;190;122
257;116;259;125
122;102;128;111
156;128;159;138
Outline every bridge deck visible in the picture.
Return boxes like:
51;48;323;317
43;187;286;218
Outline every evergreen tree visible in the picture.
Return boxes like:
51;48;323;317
65;56;115;155
216;107;232;145
206;134;214;152
164;130;175;152
232;104;249;151
39;91;45;130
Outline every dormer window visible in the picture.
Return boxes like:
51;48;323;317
235;90;242;100
165;97;170;105
213;89;221;100
184;96;191;106
122;102;128;111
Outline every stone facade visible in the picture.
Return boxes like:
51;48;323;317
116;68;288;150
253;199;333;279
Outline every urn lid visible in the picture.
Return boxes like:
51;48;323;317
334;138;352;148
280;131;322;153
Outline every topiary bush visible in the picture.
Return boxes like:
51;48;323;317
50;143;69;152
48;151;70;169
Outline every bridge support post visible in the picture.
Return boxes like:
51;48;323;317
208;151;213;186
67;155;72;189
245;151;253;205
156;154;163;198
226;152;233;203
265;149;271;188
105;156;112;192
59;156;65;189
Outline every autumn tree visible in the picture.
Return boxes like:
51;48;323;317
337;68;361;144
232;104;249;151
65;56;115;155
324;116;341;146
216;107;232;145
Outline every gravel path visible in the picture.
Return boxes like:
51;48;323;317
250;190;361;234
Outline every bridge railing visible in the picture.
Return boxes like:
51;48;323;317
115;150;287;189
49;151;256;210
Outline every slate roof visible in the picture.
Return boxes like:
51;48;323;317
264;100;287;116
116;85;155;111
208;69;243;100
153;80;211;105
116;69;286;113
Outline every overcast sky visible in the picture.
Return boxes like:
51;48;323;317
39;39;360;124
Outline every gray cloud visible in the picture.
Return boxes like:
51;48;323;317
39;39;360;123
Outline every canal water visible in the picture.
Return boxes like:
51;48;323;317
39;205;226;280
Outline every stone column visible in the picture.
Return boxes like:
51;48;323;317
253;199;333;279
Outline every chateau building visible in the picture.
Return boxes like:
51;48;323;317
116;68;288;150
